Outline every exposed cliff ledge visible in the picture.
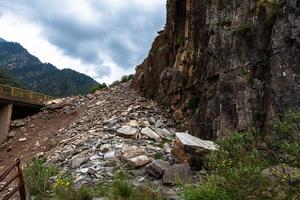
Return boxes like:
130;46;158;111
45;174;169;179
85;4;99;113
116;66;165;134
134;0;300;139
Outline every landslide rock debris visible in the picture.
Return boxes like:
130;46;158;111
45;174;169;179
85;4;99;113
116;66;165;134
3;81;214;198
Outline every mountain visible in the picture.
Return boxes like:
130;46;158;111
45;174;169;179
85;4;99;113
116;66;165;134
0;67;20;87
0;41;98;97
134;0;300;139
0;38;7;43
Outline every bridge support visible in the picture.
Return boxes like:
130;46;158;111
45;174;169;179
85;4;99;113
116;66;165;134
0;104;13;144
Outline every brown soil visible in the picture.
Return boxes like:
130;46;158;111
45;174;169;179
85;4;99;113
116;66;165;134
0;108;84;172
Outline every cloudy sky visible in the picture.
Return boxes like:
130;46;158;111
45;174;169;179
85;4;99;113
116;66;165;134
0;0;166;83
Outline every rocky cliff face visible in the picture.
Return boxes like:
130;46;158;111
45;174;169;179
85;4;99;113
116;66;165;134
134;0;300;139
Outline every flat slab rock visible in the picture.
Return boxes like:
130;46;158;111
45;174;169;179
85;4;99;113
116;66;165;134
176;132;217;150
116;125;138;137
154;128;174;140
141;127;162;142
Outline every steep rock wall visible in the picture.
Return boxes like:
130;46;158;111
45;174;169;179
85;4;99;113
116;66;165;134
134;0;300;139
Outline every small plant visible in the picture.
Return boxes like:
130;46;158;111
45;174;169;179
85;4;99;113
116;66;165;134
256;0;280;27
257;0;279;8
110;171;134;199
154;152;163;159
97;171;164;200
90;83;107;94
23;158;59;199
217;18;231;29
53;176;92;200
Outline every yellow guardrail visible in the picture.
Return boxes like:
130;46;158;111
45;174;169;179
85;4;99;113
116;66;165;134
0;84;53;104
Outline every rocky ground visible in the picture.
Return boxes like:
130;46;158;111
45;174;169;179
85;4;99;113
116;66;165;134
0;81;216;199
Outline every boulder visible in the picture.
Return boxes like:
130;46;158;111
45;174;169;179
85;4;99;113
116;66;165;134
128;155;151;167
171;132;217;170
141;127;162;142
146;160;170;178
163;164;192;185
121;146;145;160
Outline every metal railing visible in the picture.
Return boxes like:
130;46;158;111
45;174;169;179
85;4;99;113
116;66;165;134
0;84;52;104
0;159;26;200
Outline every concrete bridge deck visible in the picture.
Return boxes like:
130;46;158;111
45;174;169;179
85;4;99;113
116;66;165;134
0;84;52;143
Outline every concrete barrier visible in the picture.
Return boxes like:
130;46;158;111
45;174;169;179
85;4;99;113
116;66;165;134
0;104;13;144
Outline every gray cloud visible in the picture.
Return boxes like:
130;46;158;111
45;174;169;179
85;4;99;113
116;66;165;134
0;0;166;79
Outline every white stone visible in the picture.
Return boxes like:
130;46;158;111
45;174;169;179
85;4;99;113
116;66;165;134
115;143;125;149
79;168;89;173
104;151;115;159
175;132;217;150
163;143;171;154
116;125;138;137
141;127;162;142
19;138;27;142
90;155;101;160
127;120;139;127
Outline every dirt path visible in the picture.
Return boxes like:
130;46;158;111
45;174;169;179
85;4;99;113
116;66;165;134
0;107;84;171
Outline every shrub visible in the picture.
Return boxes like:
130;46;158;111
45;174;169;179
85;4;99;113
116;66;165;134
97;171;164;200
110;74;134;87
90;83;107;94
180;111;300;200
120;74;134;83
182;177;230;200
23;158;59;199
110;80;121;87
269;111;300;167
